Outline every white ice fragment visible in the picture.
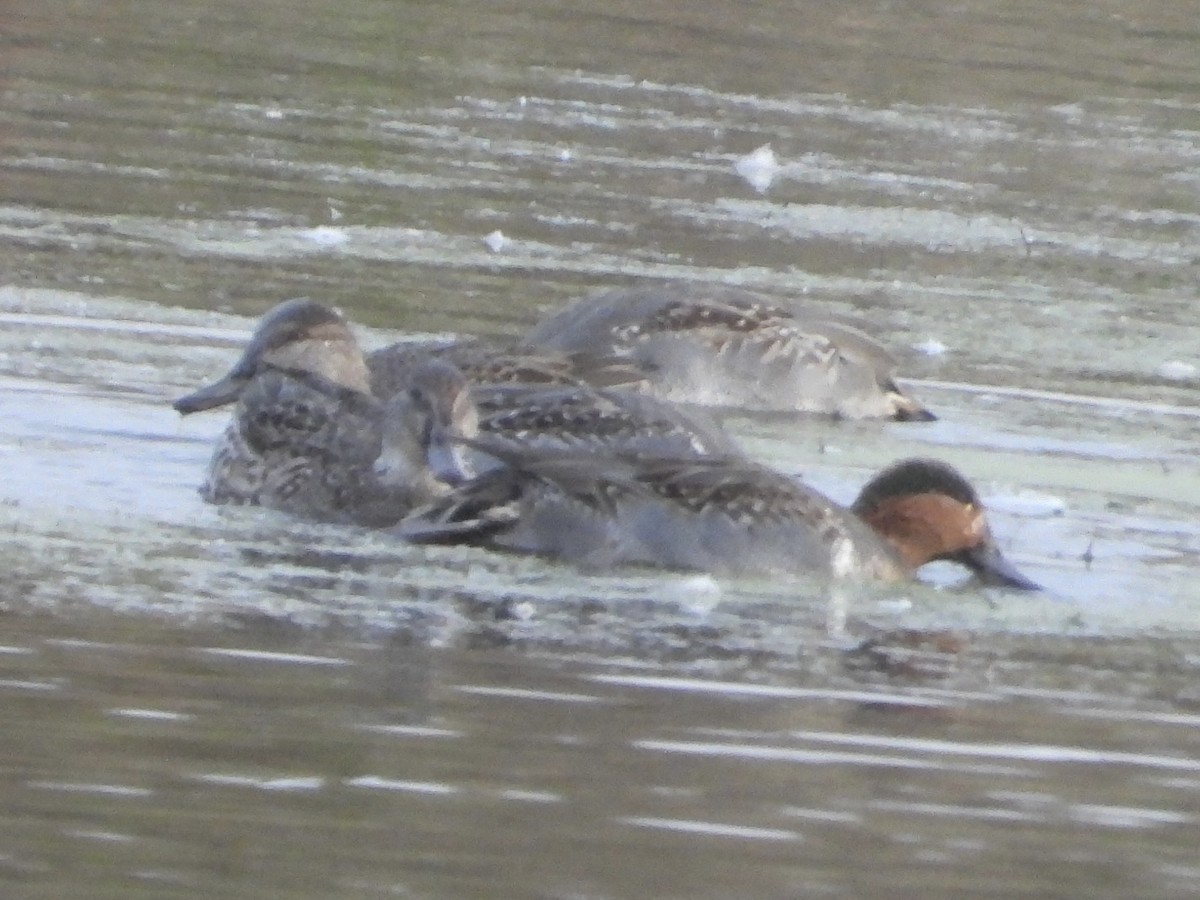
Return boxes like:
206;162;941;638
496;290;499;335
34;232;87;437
662;574;722;616
1156;360;1196;381
483;229;507;253
558;148;573;162
912;337;948;356
734;143;780;193
300;226;348;247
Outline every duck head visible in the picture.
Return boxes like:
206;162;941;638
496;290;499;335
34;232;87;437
173;298;370;414
851;458;1040;590
375;359;480;491
882;378;937;422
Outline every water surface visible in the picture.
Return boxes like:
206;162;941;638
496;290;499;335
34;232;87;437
2;0;1200;896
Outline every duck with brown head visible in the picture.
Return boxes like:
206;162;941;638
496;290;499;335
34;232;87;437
397;446;1039;589
851;459;1040;590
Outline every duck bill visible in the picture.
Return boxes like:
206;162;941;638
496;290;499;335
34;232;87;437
173;341;264;414
426;428;474;487
172;371;250;414
893;401;937;423
961;541;1041;591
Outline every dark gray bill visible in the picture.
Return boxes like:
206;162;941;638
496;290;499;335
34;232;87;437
425;426;474;487
960;540;1041;591
172;373;248;414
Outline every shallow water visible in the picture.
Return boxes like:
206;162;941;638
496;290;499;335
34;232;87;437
4;614;1200;900
3;0;1200;896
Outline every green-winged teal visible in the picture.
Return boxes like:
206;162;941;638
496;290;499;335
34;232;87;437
522;283;935;420
173;299;476;526
367;337;647;398
370;335;736;459
397;448;1038;588
470;382;738;459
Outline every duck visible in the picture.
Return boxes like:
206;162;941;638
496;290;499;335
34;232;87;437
368;331;736;459
521;282;935;421
367;336;648;399
173;298;477;526
470;381;740;459
174;299;737;523
395;447;1039;589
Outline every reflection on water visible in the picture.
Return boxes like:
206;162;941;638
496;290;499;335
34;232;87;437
3;0;1200;895
3;615;1200;898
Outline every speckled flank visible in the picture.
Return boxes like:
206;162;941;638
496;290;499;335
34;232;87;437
175;301;478;525
522;284;935;420
398;450;1036;588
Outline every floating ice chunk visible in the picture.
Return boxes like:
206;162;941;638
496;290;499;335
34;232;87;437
1156;360;1196;381
483;229;507;253
558;148;573;162
734;143;781;193
912;337;948;356
661;574;722;616
300;226;348;247
509;599;535;621
986;491;1067;517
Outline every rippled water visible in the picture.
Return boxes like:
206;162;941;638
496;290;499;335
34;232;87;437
3;0;1200;896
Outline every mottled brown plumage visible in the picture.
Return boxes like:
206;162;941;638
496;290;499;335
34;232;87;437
523;283;935;420
174;299;476;525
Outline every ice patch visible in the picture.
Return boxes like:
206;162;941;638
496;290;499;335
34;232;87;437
1156;360;1196;381
734;143;780;193
300;226;349;247
484;229;507;252
913;337;948;356
661;574;723;616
